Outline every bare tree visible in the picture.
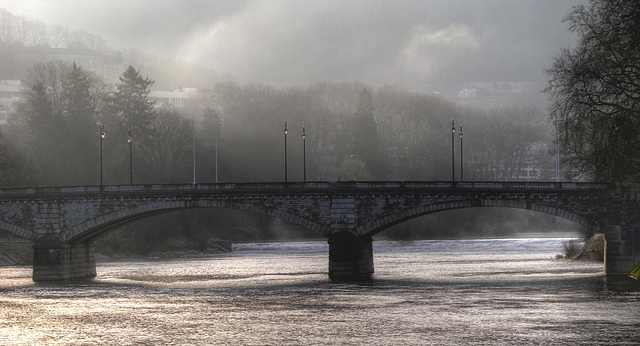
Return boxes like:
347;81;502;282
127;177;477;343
27;19;47;46
149;108;192;182
0;9;15;43
49;24;69;48
546;0;640;181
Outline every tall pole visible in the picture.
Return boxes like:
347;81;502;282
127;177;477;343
100;124;105;187
451;119;455;182
556;120;560;181
215;123;218;183
284;120;288;183
459;124;463;181
302;125;306;182
128;129;133;184
192;115;196;184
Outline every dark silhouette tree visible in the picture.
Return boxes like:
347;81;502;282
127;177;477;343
111;65;156;142
17;61;106;186
106;65;156;182
546;0;640;181
22;70;71;185
149;108;192;183
62;62;100;184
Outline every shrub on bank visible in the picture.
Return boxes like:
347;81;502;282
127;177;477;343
562;239;583;259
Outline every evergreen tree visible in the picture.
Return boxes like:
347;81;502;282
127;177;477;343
111;65;156;144
23;78;71;185
107;65;156;182
62;62;99;184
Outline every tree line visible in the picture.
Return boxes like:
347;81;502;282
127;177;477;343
0;8;107;50
0;63;557;188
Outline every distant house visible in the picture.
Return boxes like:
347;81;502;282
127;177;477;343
0;80;24;125
148;87;198;108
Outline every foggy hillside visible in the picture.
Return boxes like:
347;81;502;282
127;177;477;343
1;1;587;108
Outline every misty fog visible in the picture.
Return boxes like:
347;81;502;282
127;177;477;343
0;1;590;250
1;1;585;96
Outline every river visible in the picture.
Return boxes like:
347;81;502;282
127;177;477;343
1;238;639;345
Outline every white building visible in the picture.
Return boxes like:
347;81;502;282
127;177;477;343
148;88;198;109
0;80;24;125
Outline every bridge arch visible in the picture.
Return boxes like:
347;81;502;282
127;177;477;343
65;199;328;242
357;199;600;238
0;220;35;241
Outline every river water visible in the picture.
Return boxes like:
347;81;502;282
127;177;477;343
1;238;639;345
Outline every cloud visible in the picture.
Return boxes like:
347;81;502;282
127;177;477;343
0;0;586;88
399;24;484;78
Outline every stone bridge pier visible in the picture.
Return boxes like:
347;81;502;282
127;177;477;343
328;232;374;280
326;197;374;280
33;237;96;281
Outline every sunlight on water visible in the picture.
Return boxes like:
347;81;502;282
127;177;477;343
1;238;638;345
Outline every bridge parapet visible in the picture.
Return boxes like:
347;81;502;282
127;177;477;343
0;181;614;197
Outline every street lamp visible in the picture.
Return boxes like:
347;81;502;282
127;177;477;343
459;124;463;181
192;115;196;184
127;129;133;184
451;119;455;182
100;124;105;187
302;125;306;182
215;122;218;183
284;120;288;183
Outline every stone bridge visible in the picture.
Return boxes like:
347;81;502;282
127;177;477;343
0;181;638;281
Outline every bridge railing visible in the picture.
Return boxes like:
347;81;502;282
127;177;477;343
0;181;611;196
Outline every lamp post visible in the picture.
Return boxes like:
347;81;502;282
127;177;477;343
284;120;288;183
302;125;306;182
459;124;463;181
127;129;133;184
215;122;218;183
556;120;560;181
100;124;105;187
451;119;455;182
192;115;196;184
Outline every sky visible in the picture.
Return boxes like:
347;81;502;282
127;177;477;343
0;0;587;89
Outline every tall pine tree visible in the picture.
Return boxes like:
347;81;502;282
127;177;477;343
107;65;156;182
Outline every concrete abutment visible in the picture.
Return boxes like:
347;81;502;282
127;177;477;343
604;225;639;275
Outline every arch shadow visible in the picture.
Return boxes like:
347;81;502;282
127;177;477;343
65;199;329;242
357;199;601;238
0;220;35;241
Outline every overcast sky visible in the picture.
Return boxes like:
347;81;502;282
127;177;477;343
0;0;586;89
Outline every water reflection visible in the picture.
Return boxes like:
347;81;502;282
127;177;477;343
1;239;638;345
